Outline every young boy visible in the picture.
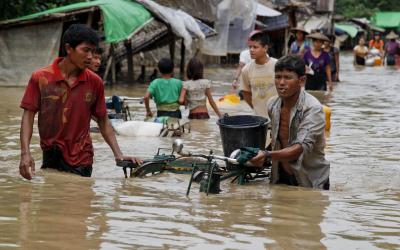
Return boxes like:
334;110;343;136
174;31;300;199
240;32;277;118
89;47;103;73
144;58;182;118
88;47;123;116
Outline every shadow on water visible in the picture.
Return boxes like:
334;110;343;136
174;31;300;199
0;53;399;249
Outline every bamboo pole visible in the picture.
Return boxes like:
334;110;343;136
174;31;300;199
125;40;134;83
180;38;185;79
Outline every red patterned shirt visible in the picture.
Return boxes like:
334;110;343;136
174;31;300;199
20;57;107;166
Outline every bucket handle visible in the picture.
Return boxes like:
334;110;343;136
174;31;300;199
220;114;269;127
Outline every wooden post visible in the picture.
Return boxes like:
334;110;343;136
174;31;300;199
140;65;146;83
103;46;114;84
284;28;289;56
86;11;94;27
125;40;134;83
111;45;116;84
169;31;176;64
179;39;185;79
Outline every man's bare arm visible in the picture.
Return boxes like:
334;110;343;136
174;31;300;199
241;90;253;109
19;110;36;180
97;116;141;164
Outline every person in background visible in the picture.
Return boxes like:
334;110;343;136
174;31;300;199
384;31;399;66
144;58;182;118
288;26;310;57
323;34;340;82
232;30;263;90
88;47;123;118
19;24;140;180
179;58;222;119
353;37;369;66
149;68;158;82
89;47;103;73
303;32;333;92
250;55;330;190
240;32;277;118
369;32;384;57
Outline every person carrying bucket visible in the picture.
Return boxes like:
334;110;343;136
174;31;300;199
239;31;278;118
250;55;330;190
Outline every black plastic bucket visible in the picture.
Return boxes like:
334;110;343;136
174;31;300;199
217;115;270;158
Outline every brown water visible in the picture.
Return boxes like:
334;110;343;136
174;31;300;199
1;54;399;249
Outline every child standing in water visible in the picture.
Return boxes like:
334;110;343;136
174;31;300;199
144;58;182;118
179;58;222;119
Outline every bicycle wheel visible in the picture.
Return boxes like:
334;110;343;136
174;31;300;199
132;161;166;177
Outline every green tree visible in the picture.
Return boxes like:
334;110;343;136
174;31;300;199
0;0;85;21
335;0;400;18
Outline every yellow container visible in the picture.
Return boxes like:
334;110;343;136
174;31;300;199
374;56;382;66
323;105;331;131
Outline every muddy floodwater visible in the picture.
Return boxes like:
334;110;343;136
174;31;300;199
0;54;399;249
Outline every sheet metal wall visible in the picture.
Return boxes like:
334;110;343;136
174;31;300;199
0;21;63;86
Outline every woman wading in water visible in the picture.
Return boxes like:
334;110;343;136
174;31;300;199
303;32;333;91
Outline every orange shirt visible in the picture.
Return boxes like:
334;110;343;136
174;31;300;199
369;39;384;51
20;57;107;166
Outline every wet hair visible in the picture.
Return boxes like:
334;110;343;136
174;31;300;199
157;58;174;74
249;32;270;47
94;47;103;55
186;57;204;80
275;55;306;77
62;24;99;49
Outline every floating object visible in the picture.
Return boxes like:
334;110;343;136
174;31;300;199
323;105;331;131
365;56;382;66
113;121;164;137
365;48;382;66
112;117;190;137
218;94;241;105
374;56;382;66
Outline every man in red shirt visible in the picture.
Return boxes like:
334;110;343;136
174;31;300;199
19;24;140;179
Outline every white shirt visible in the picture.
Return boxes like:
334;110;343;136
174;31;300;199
239;57;277;117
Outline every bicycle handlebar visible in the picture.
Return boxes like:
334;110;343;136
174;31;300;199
176;151;239;164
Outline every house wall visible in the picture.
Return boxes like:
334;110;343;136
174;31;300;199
0;21;63;86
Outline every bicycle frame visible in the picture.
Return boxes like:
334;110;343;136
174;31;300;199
116;143;271;196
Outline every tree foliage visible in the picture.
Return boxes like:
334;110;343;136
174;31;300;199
0;0;84;21
335;0;400;18
2;0;400;21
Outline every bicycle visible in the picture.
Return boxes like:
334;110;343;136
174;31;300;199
117;139;271;196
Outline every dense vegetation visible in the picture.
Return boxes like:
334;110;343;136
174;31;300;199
335;0;400;18
1;0;400;21
0;0;83;21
